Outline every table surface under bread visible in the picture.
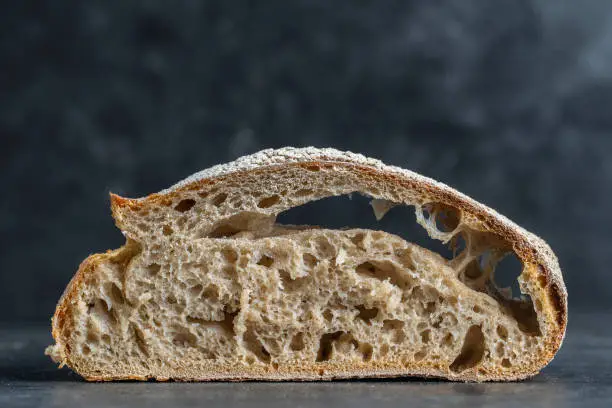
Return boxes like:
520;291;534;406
1;312;610;408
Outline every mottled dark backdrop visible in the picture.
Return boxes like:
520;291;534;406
1;1;610;322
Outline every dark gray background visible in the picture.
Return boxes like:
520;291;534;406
1;0;610;323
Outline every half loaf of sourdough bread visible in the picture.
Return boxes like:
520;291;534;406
46;147;567;381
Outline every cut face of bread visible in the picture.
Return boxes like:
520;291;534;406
46;147;567;381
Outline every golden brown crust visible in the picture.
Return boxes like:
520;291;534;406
51;253;106;366
51;148;567;382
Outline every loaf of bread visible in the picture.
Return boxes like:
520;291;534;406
46;147;567;381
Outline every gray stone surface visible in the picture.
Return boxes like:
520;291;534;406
1;313;610;407
1;1;611;322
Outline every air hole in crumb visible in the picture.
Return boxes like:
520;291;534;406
175;199;196;212
162;225;173;236
356;261;412;289
257;255;274;267
216;310;238;336
350;232;365;248
412;287;426;302
209;224;242;238
290;333;305;351
356;305;379;324
507;298;541;336
497;325;508;340
278;269;304;291
243;326;271;363
493;252;523;300
147;264;161;276
211;193;228;207
166;295;177;304
222;248;238;263
442;333;454;347
414;350;426;362
86;330;98;343
108;283;125;306
495;342;504;357
172;329;197;347
316;331;343;362
90;299;118;327
223;264;236;276
472;251;541;337
323;309;333;322
313;236;335;258
257;195;281;208
101;334;111;345
382;319;404;332
275;194;456;260
425;301;437;314
472;305;483;314
464;260;483;280
305;165;321;172
206;211;272;239
302;253;318;267
137;223;150;232
428;202;461;232
383;319;405;343
202;285;220;301
450;325;485;373
189;284;203;296
82;345;91;355
359;343;373;361
502;358;512;368
420;329;431;344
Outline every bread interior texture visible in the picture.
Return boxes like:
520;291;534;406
48;162;560;381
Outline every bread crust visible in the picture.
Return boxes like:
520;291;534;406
50;147;567;382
